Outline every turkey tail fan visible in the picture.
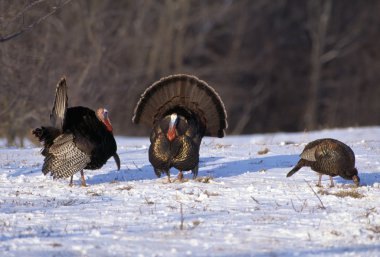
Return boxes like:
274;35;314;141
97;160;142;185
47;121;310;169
286;159;305;177
132;74;228;137
286;166;301;177
50;77;68;131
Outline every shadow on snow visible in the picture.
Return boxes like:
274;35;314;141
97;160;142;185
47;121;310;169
87;154;300;184
6;152;378;187
205;154;299;179
335;171;380;187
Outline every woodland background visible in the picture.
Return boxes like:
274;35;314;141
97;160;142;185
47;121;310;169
1;0;380;146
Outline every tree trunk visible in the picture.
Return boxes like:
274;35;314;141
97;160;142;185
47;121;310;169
305;0;332;130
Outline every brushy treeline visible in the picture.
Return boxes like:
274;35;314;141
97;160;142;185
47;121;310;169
1;0;380;146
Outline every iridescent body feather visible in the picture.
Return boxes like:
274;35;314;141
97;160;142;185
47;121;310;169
33;77;120;186
133;74;227;182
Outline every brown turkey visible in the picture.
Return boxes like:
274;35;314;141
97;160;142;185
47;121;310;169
286;138;360;187
32;77;120;186
132;74;227;182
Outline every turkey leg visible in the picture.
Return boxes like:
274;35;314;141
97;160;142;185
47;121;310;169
80;170;87;187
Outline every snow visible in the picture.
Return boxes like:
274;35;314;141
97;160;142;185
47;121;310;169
0;127;380;257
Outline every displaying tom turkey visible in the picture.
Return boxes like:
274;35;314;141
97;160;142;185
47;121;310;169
32;77;120;186
286;138;360;187
132;74;227;182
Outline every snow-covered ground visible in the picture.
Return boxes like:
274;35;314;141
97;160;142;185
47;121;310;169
0;127;379;257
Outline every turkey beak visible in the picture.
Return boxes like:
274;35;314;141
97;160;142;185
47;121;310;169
167;114;177;141
353;175;360;187
102;108;113;132
103;109;109;120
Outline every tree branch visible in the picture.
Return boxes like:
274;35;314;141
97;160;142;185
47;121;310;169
0;0;73;43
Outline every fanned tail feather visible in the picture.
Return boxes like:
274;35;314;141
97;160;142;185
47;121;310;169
132;74;227;137
50;77;68;131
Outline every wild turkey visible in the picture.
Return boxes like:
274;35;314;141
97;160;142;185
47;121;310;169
32;77;120;186
286;138;360;187
132;74;227;182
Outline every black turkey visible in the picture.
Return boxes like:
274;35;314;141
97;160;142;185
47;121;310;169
33;77;120;186
287;138;360;187
132;74;227;182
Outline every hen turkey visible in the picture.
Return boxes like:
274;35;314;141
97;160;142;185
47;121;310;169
132;74;227;182
286;138;360;187
33;77;120;186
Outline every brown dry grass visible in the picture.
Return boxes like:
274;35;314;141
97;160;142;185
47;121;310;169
318;189;365;199
116;185;133;191
202;190;220;197
214;144;232;149
367;226;380;233
194;176;213;183
257;148;269;155
86;191;102;197
172;176;213;184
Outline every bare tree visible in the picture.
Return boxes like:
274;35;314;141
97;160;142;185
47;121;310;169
304;0;332;130
1;0;380;143
0;0;73;43
305;0;367;129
